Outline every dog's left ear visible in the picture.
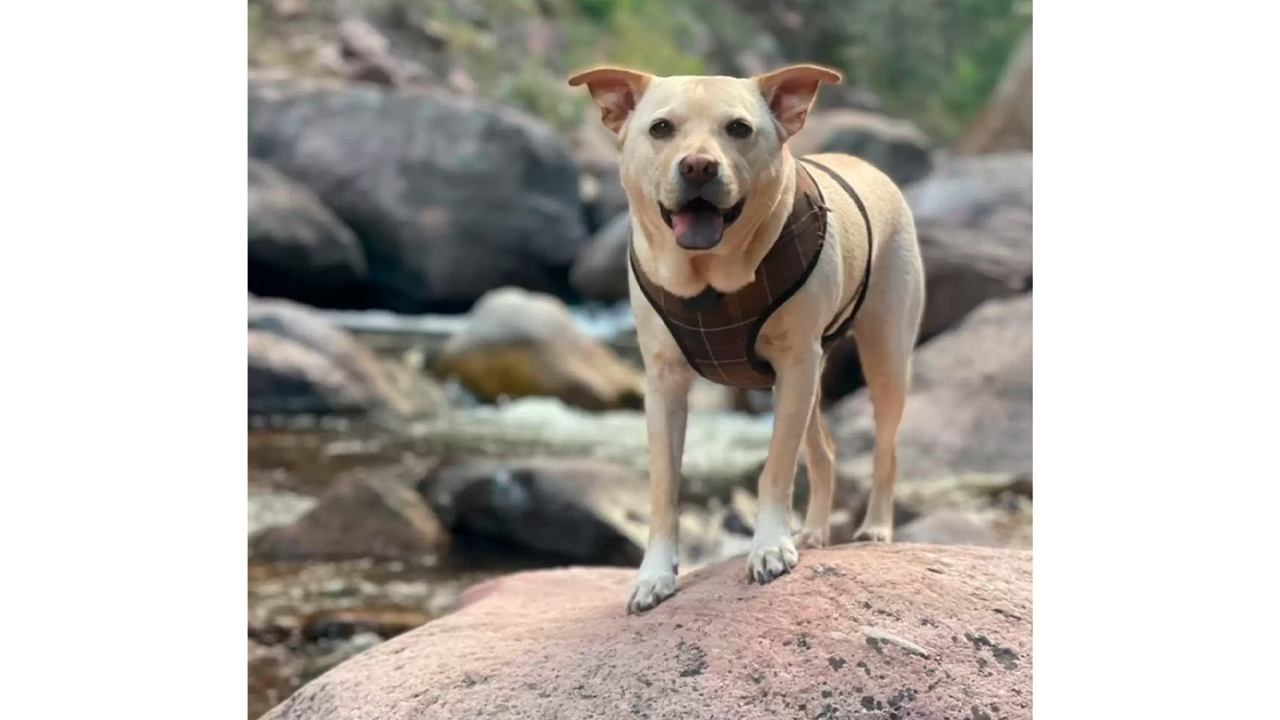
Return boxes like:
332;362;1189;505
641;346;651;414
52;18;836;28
568;66;655;136
754;64;843;141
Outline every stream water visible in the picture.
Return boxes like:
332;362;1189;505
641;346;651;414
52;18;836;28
246;304;1031;718
247;424;568;719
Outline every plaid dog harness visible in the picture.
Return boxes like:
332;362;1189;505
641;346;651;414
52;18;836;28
629;157;873;390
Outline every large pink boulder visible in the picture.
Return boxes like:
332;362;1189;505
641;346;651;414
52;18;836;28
264;544;1031;719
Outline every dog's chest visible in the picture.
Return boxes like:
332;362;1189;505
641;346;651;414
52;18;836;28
629;165;832;389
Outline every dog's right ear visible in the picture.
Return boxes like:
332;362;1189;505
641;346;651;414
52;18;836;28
754;64;843;141
568;66;654;135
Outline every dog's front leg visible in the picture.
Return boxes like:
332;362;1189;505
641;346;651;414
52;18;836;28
626;359;692;614
748;346;821;583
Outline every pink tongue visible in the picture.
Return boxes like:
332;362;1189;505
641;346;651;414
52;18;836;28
671;211;725;249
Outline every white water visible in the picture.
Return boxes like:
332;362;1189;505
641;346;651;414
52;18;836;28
318;301;637;341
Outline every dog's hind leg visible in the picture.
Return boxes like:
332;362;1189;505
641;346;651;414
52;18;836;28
853;358;905;543
795;397;835;548
851;226;924;543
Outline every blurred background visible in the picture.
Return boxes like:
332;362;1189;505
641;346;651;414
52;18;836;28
247;0;1032;716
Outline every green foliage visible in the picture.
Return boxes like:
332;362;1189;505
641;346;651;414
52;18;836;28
494;0;705;130
575;0;621;23
560;0;705;77
501;58;590;134
247;1;334;77
818;0;1032;138
246;0;1028;141
933;0;1032;134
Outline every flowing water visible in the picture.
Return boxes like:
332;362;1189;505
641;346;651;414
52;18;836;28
247;425;562;719
246;305;1031;718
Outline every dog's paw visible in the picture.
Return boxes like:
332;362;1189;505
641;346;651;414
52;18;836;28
794;525;829;549
746;534;799;584
626;571;677;614
852;524;892;543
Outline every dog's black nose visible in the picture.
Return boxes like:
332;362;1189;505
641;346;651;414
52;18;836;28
678;154;719;186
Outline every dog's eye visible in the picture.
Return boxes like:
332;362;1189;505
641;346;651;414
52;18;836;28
725;120;753;139
649;119;675;140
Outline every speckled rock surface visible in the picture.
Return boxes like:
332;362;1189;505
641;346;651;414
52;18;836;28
264;544;1031;720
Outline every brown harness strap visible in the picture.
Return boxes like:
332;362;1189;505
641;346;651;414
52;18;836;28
629;158;872;389
801;157;875;347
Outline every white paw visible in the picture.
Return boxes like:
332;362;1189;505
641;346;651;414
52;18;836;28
627;543;679;614
746;517;799;584
627;569;677;614
794;525;829;549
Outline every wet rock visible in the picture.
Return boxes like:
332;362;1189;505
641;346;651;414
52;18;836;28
249;330;379;417
248;159;368;309
790;109;934;187
908;151;1033;343
420;457;749;569
420;457;646;566
254;464;451;560
262;544;1032;720
832;295;1032;483
248;296;447;420
569;211;630;303
896;511;1004;548
248;76;588;313
434;288;643;411
420;458;645;567
298;608;431;642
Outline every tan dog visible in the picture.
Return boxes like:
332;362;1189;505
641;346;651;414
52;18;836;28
568;65;925;614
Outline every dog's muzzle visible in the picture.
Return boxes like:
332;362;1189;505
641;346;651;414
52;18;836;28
659;188;746;251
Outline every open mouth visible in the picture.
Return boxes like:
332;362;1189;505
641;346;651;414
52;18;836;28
659;197;747;250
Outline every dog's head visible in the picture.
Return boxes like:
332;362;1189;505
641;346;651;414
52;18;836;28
568;65;841;252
